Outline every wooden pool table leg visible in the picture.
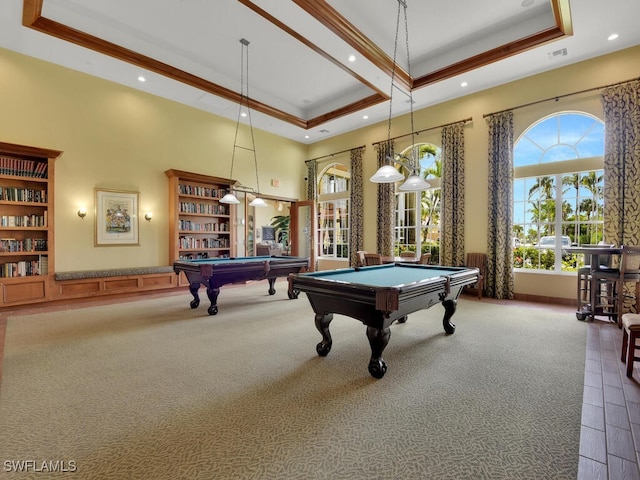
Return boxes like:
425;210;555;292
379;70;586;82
188;282;201;309
314;313;333;356
441;298;457;334
366;326;391;379
205;286;221;315
287;286;300;299
267;277;277;295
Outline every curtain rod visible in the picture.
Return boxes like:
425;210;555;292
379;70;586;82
305;145;366;163
483;76;640;119
372;117;473;146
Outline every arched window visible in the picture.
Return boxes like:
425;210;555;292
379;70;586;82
513;111;605;271
317;163;350;260
394;143;441;262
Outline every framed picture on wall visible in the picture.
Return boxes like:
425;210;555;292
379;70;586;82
95;188;139;246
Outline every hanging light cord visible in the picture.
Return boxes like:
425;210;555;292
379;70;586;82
229;38;260;195
386;1;401;147
228;43;243;185
370;1;430;191
244;40;261;195
386;1;417;173
402;2;416;170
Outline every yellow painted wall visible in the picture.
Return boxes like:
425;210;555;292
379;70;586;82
0;47;307;271
2;43;640;301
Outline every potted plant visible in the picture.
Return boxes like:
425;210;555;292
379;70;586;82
270;215;290;253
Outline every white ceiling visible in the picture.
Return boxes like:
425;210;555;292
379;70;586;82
1;0;639;144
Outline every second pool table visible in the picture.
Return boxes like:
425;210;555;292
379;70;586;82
173;255;309;315
288;263;479;378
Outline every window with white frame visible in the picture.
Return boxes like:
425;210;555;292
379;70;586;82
317;163;350;260
394;143;441;263
513;111;605;271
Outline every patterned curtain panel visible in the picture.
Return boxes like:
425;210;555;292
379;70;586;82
440;122;466;266
376;141;395;256
349;147;365;266
306;160;317;201
602;80;640;247
486;112;515;299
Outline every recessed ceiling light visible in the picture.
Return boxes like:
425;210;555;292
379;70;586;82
137;75;146;82
348;54;356;62
241;112;247;117
460;81;468;87
363;115;369;120
304;135;310;139
608;33;619;41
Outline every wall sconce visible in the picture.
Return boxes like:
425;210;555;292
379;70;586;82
77;208;87;219
144;212;153;222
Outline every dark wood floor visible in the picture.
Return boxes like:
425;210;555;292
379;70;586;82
1;293;639;478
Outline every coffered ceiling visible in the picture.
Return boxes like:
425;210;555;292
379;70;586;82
1;0;639;143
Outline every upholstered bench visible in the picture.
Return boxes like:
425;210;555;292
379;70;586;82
54;266;174;281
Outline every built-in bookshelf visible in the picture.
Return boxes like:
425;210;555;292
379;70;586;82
165;169;236;271
0;141;61;306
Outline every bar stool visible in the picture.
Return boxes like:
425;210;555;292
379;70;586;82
593;245;640;327
576;263;591;315
576;247;597;309
575;246;617;321
621;313;640;378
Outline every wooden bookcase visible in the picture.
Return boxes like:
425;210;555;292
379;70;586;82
165;169;236;275
0;141;61;306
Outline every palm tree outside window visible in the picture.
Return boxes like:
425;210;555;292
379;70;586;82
394;143;441;263
513;111;605;271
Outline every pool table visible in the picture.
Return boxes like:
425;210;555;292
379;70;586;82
288;263;479;378
173;255;309;315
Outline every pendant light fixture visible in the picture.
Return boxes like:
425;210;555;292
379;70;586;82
220;38;267;207
369;0;430;192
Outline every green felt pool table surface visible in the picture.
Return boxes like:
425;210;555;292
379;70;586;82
301;264;466;287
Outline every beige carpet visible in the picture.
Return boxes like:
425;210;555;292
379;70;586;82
0;281;586;479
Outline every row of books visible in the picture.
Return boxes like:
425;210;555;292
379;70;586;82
178;220;229;232
0;156;48;178
178;184;228;198
178;253;230;260
0;238;47;252
0;186;47;203
178;236;230;249
179;202;229;215
0;256;48;277
1;214;47;228
179;252;209;260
